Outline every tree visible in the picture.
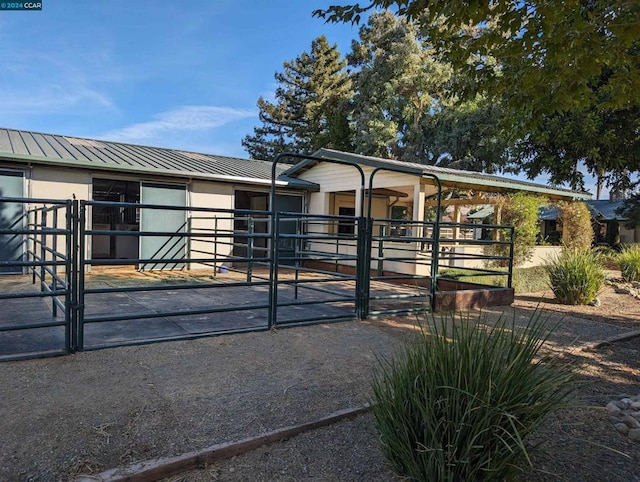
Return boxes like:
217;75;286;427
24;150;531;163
347;11;508;170
557;201;594;250
430;96;509;173
242;35;353;160
315;1;640;207
511;105;640;194
620;193;640;230
487;193;542;268
315;1;639;115
347;11;452;160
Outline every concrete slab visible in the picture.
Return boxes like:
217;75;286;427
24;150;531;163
0;275;69;358
0;269;429;359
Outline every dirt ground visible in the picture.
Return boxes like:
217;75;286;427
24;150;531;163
1;278;639;481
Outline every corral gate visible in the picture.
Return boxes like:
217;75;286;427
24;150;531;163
0;154;514;361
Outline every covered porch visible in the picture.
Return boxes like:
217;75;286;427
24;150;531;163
281;149;590;309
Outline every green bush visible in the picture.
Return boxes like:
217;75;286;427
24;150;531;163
485;193;543;268
513;266;550;293
592;246;620;270
371;312;573;482
618;244;640;282
557;201;593;250
545;249;605;304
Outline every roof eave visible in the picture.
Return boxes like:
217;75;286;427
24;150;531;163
0;152;319;190
434;174;591;200
287;148;590;201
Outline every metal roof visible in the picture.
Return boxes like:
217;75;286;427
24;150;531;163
0;128;318;190
467;201;627;221
466;206;494;219
585;200;627;221
284;148;591;200
467;205;560;221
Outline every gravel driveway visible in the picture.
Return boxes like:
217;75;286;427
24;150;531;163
0;319;416;481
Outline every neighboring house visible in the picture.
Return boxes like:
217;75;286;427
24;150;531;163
588;200;640;246
468;201;640;247
467;205;562;244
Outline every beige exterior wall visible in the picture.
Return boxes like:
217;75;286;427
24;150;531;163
441;245;562;269
306;239;425;276
188;180;235;270
30;166;91;201
307;192;331;235
620;225;640;244
27;167;91;269
298;162;420;193
521;246;563;268
16;166;247;272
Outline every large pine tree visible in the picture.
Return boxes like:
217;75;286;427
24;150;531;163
242;35;353;160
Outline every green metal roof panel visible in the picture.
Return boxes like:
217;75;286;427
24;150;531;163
285;148;591;200
0;127;319;190
0;129;11;152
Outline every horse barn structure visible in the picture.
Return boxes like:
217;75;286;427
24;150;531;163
0;128;589;360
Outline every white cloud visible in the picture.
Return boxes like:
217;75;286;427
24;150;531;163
0;84;114;115
104;105;256;142
0;42;117;117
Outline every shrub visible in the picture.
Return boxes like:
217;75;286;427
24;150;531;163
545;249;605;304
557;201;593;250
486;193;543;268
371;312;573;482
593;245;620;270
618;244;640;282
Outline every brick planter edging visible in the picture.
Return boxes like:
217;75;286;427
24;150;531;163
75;405;372;482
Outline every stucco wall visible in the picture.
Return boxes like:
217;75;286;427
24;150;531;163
620;225;640;244
441;245;562;269
27;167;91;268
188;180;235;270
30;166;91;201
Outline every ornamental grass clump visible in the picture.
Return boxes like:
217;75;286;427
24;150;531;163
545;249;605;305
618;244;640;282
371;312;573;482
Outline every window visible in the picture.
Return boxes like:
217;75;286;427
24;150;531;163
337;206;356;235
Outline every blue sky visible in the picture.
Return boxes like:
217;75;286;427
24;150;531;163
0;0;603;195
0;0;360;156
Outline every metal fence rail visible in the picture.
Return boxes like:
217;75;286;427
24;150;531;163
271;212;360;327
435;221;516;288
0;162;516;360
366;218;436;318
77;201;275;351
0;197;73;361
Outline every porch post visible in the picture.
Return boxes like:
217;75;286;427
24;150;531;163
452;206;461;244
355;186;364;217
412;184;425;278
412;183;425;224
